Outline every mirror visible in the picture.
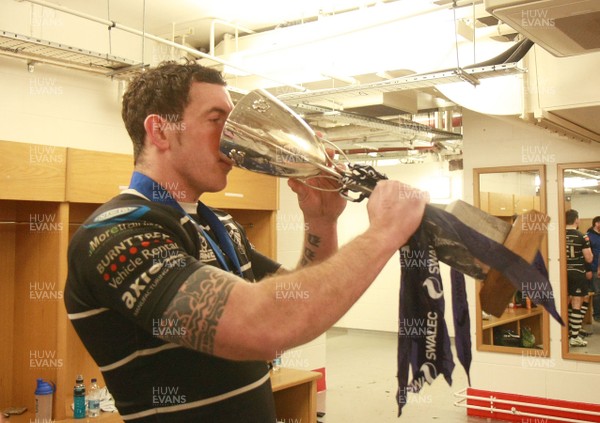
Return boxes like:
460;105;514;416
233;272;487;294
473;165;550;356
558;162;600;362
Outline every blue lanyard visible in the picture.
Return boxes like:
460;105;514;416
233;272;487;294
129;171;243;277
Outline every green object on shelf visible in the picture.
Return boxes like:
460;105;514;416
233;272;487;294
521;326;536;348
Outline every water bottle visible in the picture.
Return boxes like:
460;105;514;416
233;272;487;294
73;375;86;419
272;356;281;372
35;378;54;423
88;378;100;418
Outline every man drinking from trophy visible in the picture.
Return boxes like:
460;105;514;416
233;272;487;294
64;60;428;422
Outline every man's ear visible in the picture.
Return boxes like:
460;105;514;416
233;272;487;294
144;114;169;151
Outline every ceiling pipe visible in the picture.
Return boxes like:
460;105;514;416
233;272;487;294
209;19;255;56
474;23;517;39
23;0;306;91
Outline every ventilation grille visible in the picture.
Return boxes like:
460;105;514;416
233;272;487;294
486;0;600;57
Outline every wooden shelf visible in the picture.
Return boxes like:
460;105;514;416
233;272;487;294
476;277;548;356
271;368;322;423
481;307;545;353
7;368;320;423
7;410;122;423
482;307;543;331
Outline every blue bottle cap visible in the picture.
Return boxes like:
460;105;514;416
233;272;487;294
35;378;55;395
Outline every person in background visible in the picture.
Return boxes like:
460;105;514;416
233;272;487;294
566;209;593;347
587;216;600;323
64;61;428;422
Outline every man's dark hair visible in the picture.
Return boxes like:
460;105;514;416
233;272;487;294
566;209;579;225
593;216;600;226
121;61;226;163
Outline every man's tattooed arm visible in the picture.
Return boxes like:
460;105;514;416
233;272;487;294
159;266;236;355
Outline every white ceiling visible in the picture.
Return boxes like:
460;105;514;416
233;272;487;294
9;0;473;162
3;0;599;161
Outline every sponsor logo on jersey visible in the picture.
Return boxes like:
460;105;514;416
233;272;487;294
88;221;150;256
85;206;150;228
123;252;186;316
96;232;172;272
121;261;165;310
96;233;177;288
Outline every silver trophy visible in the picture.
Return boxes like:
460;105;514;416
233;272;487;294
219;89;556;316
219;89;488;279
220;89;384;201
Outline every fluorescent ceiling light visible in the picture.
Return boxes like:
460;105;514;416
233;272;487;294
320;72;359;85
375;71;394;80
564;177;599;189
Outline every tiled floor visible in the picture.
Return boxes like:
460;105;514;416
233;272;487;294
573;318;600;354
318;328;503;423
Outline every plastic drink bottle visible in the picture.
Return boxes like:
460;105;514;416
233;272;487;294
35;378;54;422
73;375;86;418
88;378;100;418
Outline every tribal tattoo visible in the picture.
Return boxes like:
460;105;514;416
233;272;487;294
161;266;236;355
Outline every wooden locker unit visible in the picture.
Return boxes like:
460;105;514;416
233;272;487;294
0;141;66;201
474;165;549;357
0;140;278;420
481;307;543;349
513;194;535;214
65;149;134;203
201;167;278;211
479;191;490;213
487;192;514;217
0;199;68;416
